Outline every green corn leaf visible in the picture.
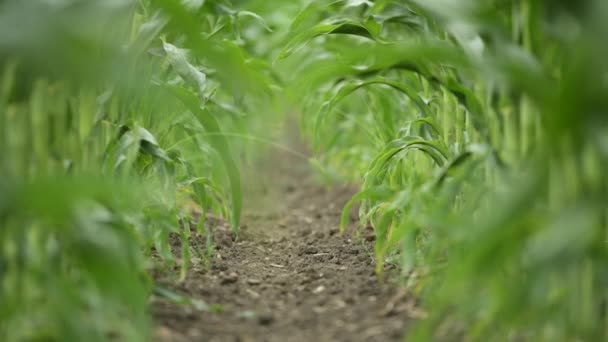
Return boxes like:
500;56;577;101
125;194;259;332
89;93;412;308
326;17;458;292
153;285;210;311
179;214;191;283
136;127;172;162
443;76;488;140
340;186;394;232
163;84;242;232
373;209;396;276
287;0;346;33
435;144;492;186
410;117;442;137
237;11;273;32
163;42;210;99
363;137;450;188
313;78;428;151
276;19;380;62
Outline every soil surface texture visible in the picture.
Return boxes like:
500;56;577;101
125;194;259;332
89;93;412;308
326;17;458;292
152;127;414;342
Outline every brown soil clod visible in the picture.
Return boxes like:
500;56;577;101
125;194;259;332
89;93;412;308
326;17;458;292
219;272;238;285
257;313;275;326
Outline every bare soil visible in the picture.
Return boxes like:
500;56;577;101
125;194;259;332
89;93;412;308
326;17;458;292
152;126;415;342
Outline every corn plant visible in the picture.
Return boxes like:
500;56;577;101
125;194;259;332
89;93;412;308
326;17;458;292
279;0;608;340
0;0;277;340
1;0;606;340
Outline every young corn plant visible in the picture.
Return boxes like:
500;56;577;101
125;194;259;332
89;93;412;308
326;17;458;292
279;0;608;340
0;0;277;340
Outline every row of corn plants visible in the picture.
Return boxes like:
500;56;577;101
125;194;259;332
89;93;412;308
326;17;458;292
277;0;607;340
0;0;279;340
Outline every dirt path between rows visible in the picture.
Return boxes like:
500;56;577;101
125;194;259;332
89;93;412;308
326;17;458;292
152;124;415;342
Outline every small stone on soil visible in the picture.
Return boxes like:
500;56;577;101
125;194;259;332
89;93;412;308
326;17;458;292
246;288;261;299
246;278;262;285
299;227;312;236
220;272;238;285
257;313;274;326
313;306;327;314
154;326;172;340
303;246;318;255
348;248;360;255
212;262;228;271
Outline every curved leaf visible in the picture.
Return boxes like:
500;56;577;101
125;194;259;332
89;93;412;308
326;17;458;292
163;84;242;232
276;19;380;62
313;78;429;150
340;186;394;232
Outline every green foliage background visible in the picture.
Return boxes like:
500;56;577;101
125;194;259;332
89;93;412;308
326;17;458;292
0;0;279;340
0;0;606;341
278;0;607;340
